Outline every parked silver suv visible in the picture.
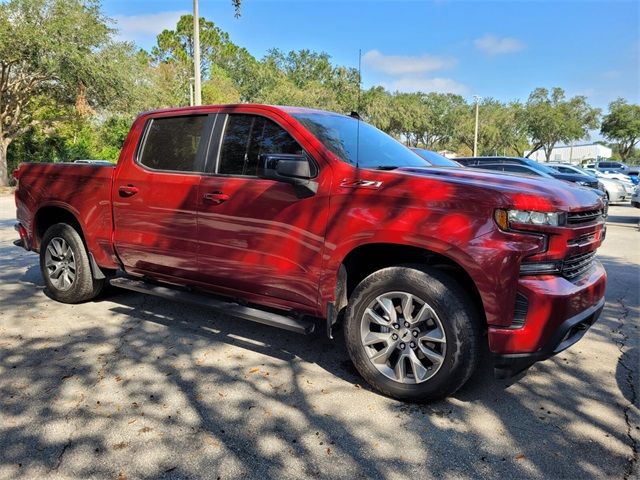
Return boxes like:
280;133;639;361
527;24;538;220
548;163;628;203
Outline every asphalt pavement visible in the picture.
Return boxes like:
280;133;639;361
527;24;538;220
0;194;638;480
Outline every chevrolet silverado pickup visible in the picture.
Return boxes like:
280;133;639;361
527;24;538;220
13;105;607;401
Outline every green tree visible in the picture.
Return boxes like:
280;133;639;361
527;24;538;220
388;93;424;146
600;98;640;161
0;0;136;185
416;93;467;150
524;87;600;161
361;86;393;132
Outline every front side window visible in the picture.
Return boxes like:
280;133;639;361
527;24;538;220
139;115;208;172
292;112;428;170
218;114;302;176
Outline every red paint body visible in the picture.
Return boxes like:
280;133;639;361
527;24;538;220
14;105;607;359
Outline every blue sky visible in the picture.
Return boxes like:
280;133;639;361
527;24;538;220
104;0;639;111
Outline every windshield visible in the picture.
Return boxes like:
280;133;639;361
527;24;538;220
411;148;461;167
292;112;428;169
522;159;562;175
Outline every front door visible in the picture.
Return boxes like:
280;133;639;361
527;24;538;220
197;112;330;309
113;113;212;280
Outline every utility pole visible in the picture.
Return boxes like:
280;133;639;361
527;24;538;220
473;95;481;157
193;0;202;106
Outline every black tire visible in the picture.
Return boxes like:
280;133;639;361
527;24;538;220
344;265;481;402
40;223;104;303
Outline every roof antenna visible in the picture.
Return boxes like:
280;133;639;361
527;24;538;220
355;49;362;169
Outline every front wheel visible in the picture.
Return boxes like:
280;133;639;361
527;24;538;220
344;265;480;402
40;223;104;303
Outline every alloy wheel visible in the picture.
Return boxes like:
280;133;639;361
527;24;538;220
360;291;447;384
44;237;77;291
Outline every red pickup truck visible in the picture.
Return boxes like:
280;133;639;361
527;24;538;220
13;104;607;401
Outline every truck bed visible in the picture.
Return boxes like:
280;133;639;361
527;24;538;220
14;162;117;267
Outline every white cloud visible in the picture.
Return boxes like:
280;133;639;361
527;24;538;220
363;49;457;75
474;34;525;55
113;11;188;45
385;77;469;95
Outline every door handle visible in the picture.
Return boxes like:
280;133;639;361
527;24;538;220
203;192;230;205
119;185;139;197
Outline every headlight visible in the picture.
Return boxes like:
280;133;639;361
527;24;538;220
576;180;592;187
494;209;565;230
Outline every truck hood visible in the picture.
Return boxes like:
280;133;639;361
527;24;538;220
398;166;604;212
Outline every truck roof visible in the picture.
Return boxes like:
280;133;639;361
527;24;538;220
137;104;348;118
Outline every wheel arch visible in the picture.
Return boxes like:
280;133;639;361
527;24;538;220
33;204;85;251
335;242;487;327
33;205;109;280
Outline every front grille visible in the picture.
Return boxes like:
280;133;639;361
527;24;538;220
562;251;596;280
567;209;603;225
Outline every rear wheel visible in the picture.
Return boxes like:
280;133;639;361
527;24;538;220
40;223;104;303
344;265;480;402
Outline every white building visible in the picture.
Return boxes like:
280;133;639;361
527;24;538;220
525;143;612;164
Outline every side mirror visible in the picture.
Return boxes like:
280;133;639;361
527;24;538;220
257;154;318;198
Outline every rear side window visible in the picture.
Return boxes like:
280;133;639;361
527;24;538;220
217;114;303;176
139;115;208;172
503;165;537;175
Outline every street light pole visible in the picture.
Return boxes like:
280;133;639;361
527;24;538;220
193;0;202;106
473;95;481;157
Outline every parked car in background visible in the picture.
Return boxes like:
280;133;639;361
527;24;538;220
73;160;115;166
626;166;639;185
584;168;636;196
548;163;628;204
410;148;462;167
585;160;629;174
469;162;555;178
457;157;602;191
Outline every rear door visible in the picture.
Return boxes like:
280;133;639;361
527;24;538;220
112;113;213;280
196;111;330;310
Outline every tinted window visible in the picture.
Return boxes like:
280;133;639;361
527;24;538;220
599;162;615;168
292;113;428;169
521;159;558;175
139;116;208;172
218;115;302;176
478;164;504;172
502;165;539;176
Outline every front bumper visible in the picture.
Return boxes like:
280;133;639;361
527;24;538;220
493;297;604;378
609;190;627;203
489;260;607;377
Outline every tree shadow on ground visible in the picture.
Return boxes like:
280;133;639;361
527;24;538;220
0;245;637;479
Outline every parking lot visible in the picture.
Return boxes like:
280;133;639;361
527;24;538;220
0;193;638;479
